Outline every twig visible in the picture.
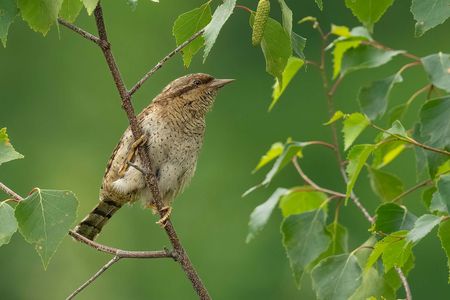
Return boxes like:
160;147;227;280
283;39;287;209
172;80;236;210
302;140;337;151
128;28;205;96
68;230;174;259
292;157;347;198
392;179;434;203
405;84;432;107
66;256;121;300
362;40;421;62
57;18;104;47
371;123;450;156
396;267;413;300
397;61;421;74
0;182;22;202
91;3;211;299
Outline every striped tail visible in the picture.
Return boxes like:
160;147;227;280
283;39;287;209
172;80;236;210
74;198;122;240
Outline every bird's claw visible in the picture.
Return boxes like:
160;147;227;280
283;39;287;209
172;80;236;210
156;206;172;227
118;134;147;176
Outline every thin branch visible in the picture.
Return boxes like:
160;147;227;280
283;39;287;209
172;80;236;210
392;179;434;203
128;28;205;96
396;267;413;300
57;18;104;47
66;256;121;300
397;61;421;74
68;230;174;259
302;140;337;151
362;40;421;62
292;157;347;198
406;84;432;107
371;123;450;156
0;182;22;201
91;3;210;299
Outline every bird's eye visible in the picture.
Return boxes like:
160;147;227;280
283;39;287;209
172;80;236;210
193;79;201;86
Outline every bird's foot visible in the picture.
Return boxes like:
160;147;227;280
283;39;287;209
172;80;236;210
118;134;147;176
156;206;172;227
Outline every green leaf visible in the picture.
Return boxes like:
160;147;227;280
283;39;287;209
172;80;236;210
341;45;403;76
430;174;450;214
388;104;408;125
372;140;405;169
202;0;235;62
344;0;395;32
331;24;351;37
0;128;24;166
59;0;83;23
172;2;212;68
349;267;395;300
333;39;362;79
81;0;98;15
281;210;330;286
277;0;292;37
0;202;18;246
366;231;412;273
421;53;450;93
437;219;450;282
374;203;417;234
384;120;409;139
346;144;376;198
411;0;450;37
246;188;288;243
15;189;78;268
324;110;345;125
270;56;304;110
315;0;323;10
292;31;306;59
311;254;362;300
244;142;303;196
322;223;349;258
18;0;64;35
253;142;284;172
279;188;328;218
359;73;403;120
419;96;450;153
343;113;370;150
368;167;404;202
0;0;18;47
250;15;292;81
406;214;442;243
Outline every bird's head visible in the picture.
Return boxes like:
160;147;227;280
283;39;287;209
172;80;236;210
157;73;234;115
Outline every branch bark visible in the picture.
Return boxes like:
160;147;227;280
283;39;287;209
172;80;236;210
81;3;211;299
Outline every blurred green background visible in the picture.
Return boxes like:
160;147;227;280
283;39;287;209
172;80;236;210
1;0;449;299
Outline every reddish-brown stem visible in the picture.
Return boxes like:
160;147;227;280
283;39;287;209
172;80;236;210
91;3;210;299
235;4;253;13
0;182;21;202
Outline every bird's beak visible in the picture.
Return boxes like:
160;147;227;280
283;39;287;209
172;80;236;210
209;78;235;88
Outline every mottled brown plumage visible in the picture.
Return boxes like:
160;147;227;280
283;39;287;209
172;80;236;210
75;73;233;240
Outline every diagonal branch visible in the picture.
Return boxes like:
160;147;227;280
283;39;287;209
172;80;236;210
129;28;205;96
57;18;104;47
66;256;121;300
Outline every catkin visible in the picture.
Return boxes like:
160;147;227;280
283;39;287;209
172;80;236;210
252;0;270;46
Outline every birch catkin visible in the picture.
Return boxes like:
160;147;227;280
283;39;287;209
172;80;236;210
252;0;270;46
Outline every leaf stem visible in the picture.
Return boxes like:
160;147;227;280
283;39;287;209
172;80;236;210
391;179;434;203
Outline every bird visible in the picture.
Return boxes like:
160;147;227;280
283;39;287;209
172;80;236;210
74;73;234;240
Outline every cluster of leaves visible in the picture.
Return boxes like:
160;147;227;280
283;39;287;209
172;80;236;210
0;128;78;269
230;1;450;299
